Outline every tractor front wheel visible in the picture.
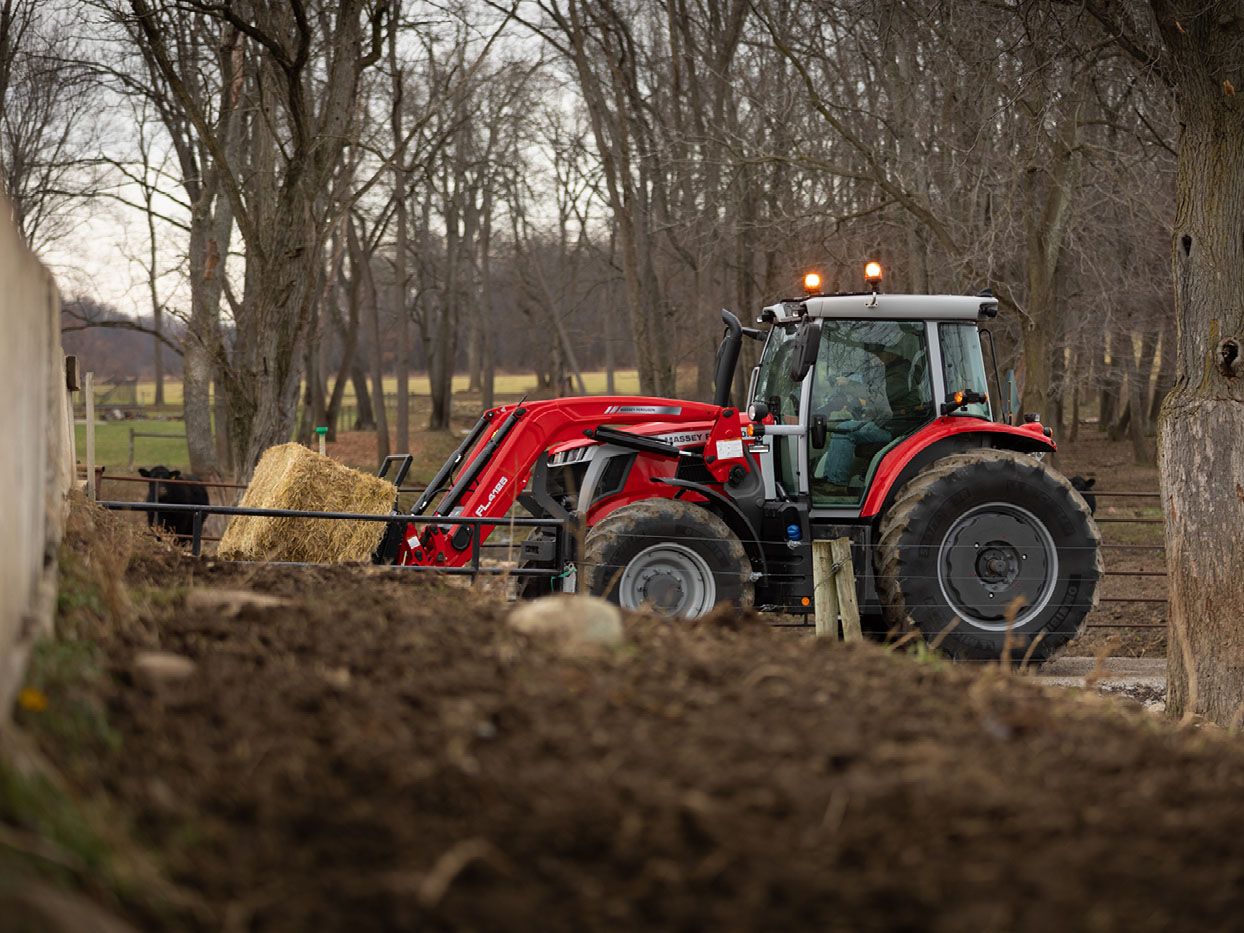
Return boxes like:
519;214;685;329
876;449;1101;661
582;499;754;617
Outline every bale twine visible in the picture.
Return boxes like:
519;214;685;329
218;443;397;563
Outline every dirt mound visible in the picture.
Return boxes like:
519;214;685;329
18;501;1244;931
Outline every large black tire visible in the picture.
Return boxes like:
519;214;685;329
582;499;754;616
876;449;1101;661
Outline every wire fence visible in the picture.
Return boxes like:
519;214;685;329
100;477;1168;631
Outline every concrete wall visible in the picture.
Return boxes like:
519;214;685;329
0;197;71;718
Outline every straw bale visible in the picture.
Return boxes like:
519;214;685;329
218;443;397;563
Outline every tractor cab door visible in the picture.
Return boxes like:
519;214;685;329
752;322;805;497
806;319;935;506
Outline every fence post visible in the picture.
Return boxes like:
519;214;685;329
66;361;78;478
812;540;840;637
84;370;95;501
128;427;135;470
831;537;862;641
813;537;861;640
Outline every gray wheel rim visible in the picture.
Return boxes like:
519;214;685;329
936;502;1058;632
618;543;717;617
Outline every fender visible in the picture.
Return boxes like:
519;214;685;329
860;417;1054;518
652;477;768;577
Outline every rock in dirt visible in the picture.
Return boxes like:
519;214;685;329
507;595;623;653
184;588;291;616
132;650;196;685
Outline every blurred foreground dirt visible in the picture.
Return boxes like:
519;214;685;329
9;496;1242;933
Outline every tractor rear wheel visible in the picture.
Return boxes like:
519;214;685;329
876;449;1101;661
582;499;754;616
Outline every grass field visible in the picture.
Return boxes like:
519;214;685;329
75;420;191;472
80;369;650;473
124;370;646;406
78;370;648;474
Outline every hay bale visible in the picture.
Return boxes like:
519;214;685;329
218;443;396;563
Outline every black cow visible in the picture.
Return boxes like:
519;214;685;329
1070;475;1097;514
138;465;209;539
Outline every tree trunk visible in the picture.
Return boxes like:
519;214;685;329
1133;328;1159;437
228;217;322;476
1051;346;1066;432
351;220;389;465
1099;331;1118;432
1121;336;1152;465
479;188;495;411
183;193;232;478
325;269;360;439
1149;316;1176;424
152;315;164;406
1154;2;1244;725
466;316;483;392
351;362;375;431
1069;378;1080;443
296;343;316;446
604;299;616;395
212;375;232;480
393;200;410;451
1020;319;1051;420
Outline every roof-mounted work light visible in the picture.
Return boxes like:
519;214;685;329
863;261;883;290
802;271;823;295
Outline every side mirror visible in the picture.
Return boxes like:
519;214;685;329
941;390;989;416
788;318;822;382
811;415;828;449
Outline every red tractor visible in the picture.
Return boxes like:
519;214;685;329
388;265;1100;660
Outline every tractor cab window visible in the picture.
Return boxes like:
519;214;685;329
809;320;934;505
939;323;992;420
753;323;802;495
754;323;801;423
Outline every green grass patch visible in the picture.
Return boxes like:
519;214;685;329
0;763;115;887
75;419;189;473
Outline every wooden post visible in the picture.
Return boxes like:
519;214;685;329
832;537;862;641
813;537;861;640
84;371;95;501
128;426;136;470
66;388;78;484
812;540;840;637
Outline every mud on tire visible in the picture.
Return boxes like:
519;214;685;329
875;449;1101;661
582;499;754;616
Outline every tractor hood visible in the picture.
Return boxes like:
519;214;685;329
546;419;717;463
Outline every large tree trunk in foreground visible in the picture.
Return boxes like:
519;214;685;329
1154;2;1244;725
227;200;322;477
183;194;232;478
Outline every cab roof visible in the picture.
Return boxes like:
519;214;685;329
763;293;996;325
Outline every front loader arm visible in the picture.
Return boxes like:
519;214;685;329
397;396;747;568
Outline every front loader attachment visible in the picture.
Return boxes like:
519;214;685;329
391;395;751;571
410;409;497;516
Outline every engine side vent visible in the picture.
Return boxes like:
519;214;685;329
591;453;635;504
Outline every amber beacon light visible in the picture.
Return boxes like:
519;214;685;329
864;261;884;287
802;271;823;294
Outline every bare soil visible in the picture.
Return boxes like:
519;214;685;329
12;499;1244;932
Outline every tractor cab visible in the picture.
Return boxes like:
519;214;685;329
748;282;1001;511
